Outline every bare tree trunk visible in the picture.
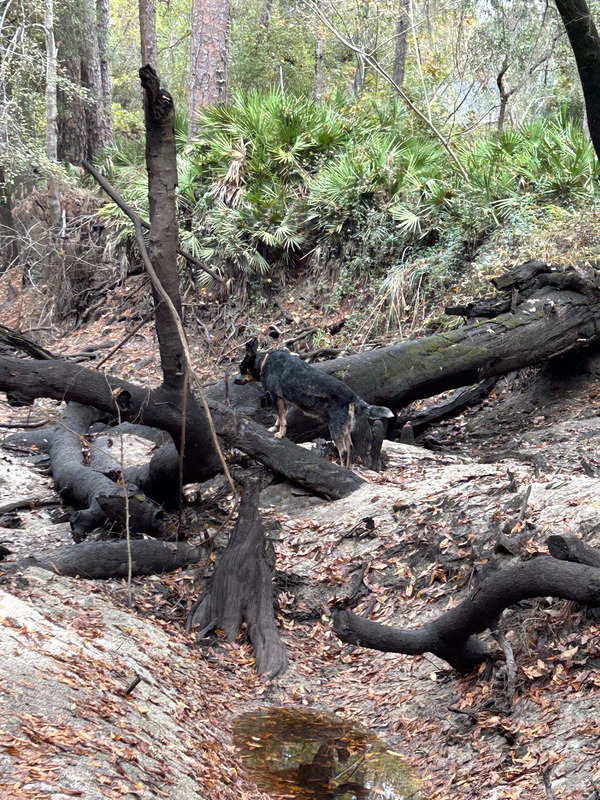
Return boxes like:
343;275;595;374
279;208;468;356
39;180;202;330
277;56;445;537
56;0;109;163
188;0;230;139
83;0;105;157
0;167;17;273
44;0;61;227
96;0;114;146
140;66;185;390
353;55;366;95
496;59;515;131
553;0;600;162
392;0;410;87
58;57;86;163
44;0;58;163
187;478;288;678
138;0;158;70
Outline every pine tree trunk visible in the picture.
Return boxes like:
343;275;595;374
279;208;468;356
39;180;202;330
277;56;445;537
188;0;231;139
44;0;61;227
82;0;105;157
96;0;114;146
392;0;409;87
56;0;110;163
58;58;87;163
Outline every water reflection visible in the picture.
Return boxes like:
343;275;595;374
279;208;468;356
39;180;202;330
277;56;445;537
233;707;420;800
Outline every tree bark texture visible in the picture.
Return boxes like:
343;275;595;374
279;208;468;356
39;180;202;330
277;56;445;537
140;65;185;391
553;0;600;162
187;478;287;678
392;0;410;87
188;0;230;138
138;0;158;71
57;57;87;164
56;0;111;163
44;0;58;163
18;540;203;579
546;534;600;568
334;556;600;672
44;0;61;227
96;0;114;146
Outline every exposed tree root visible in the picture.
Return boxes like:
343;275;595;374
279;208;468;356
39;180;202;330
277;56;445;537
333;556;600;673
15;539;203;578
187;478;287;679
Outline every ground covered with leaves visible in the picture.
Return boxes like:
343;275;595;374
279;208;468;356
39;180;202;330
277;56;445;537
2;269;600;800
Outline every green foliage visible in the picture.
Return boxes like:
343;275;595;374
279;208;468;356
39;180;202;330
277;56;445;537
99;89;599;318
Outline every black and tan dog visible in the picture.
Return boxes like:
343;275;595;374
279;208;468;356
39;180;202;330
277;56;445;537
234;339;394;467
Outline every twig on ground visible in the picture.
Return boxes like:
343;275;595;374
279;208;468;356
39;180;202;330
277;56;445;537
0;419;49;429
95;313;154;369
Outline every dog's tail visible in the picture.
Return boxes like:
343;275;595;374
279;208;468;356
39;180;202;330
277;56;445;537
357;399;394;420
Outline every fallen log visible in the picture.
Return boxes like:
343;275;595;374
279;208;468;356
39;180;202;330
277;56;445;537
396;377;499;438
333;555;600;673
4;260;600;503
0;357;222;482
0;358;364;501
208;262;600;442
207;401;364;499
50;402;160;541
546;534;600;568
15;539;203;578
187;478;287;679
0;322;57;360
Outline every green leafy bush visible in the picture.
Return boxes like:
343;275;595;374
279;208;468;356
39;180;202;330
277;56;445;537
99;92;600;317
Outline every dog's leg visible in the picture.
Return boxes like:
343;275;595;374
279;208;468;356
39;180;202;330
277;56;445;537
344;431;352;468
333;435;347;466
272;397;289;439
343;403;355;468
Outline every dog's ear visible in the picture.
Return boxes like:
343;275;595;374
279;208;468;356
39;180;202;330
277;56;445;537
245;338;258;356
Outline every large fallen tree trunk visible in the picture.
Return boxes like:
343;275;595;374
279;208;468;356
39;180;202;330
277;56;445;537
0;358;363;500
4;258;600;507
333;554;600;673
187;478;287;679
208;261;600;441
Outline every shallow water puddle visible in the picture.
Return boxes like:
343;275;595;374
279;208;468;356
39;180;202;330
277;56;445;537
233;707;420;799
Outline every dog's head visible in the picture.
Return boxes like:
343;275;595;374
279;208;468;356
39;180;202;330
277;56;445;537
234;338;262;385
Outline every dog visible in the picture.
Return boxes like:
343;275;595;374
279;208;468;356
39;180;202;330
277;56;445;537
234;339;394;467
